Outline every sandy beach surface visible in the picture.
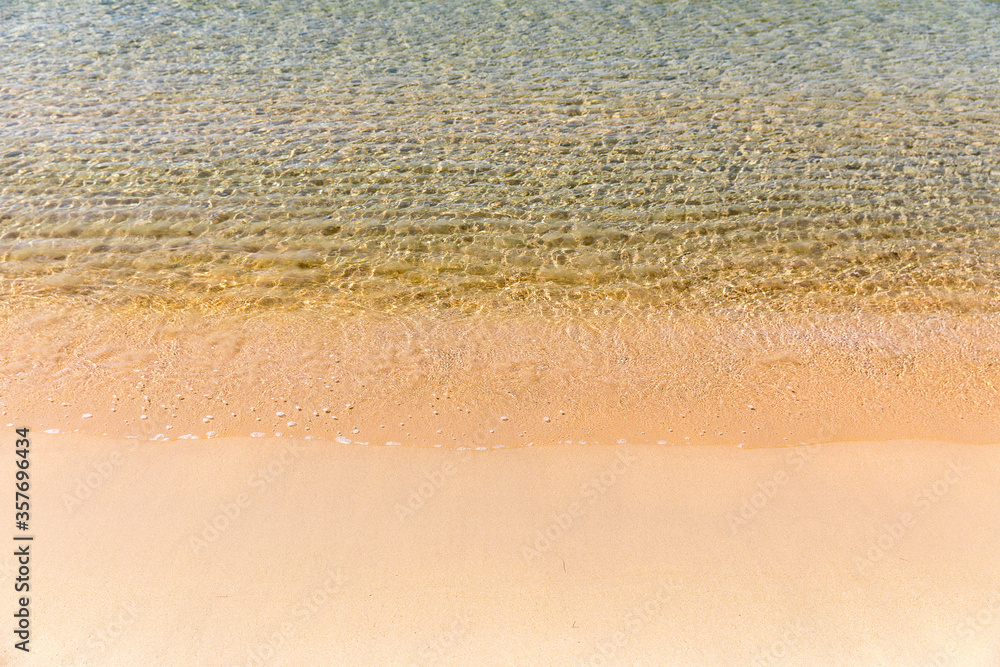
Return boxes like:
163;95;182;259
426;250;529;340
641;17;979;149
0;433;996;665
1;306;999;448
1;306;999;665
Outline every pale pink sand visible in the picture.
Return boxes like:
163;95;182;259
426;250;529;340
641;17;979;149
3;434;998;665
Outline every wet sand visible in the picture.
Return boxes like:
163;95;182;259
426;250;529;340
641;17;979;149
3;434;997;665
1;305;999;448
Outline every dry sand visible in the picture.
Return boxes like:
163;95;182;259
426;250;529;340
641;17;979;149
1;305;998;664
1;434;997;665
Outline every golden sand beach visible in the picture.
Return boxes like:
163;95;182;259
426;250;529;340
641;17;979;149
1;305;999;664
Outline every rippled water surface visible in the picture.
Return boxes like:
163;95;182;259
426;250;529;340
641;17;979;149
2;0;999;313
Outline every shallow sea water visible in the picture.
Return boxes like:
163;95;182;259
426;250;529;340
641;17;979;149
2;0;999;314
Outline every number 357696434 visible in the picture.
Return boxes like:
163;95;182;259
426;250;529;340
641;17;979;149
15;427;30;531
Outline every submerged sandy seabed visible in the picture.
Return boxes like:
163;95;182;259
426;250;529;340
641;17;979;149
1;434;997;665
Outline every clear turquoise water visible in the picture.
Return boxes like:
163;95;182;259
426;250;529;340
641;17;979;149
1;0;998;312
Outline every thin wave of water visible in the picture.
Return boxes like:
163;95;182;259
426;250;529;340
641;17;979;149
1;0;999;313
